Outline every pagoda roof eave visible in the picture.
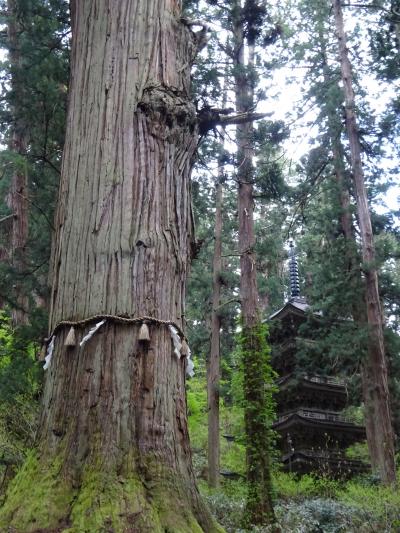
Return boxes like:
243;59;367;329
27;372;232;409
272;412;366;435
280;450;370;475
277;374;347;395
268;298;310;321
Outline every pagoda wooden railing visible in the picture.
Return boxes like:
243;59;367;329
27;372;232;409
283;448;343;460
275;408;351;424
278;339;296;352
303;374;345;386
282;448;367;465
277;373;346;387
278;337;317;352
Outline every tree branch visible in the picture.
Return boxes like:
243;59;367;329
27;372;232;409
28;154;61;175
0;213;15;225
198;108;270;135
214;298;241;311
342;3;400;17
218;111;270;126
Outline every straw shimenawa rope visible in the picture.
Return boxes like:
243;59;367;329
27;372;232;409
46;314;186;344
41;315;195;377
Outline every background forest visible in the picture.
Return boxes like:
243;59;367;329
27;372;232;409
0;0;399;531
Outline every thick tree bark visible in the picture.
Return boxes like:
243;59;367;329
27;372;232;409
332;0;396;484
232;4;276;526
6;0;29;327
0;2;222;531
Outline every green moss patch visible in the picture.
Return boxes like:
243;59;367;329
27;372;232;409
0;451;222;532
0;450;74;532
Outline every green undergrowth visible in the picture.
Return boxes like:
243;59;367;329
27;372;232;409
188;368;246;480
198;472;400;532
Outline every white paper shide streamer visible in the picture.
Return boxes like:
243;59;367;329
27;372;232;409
79;319;106;347
168;325;195;377
44;318;194;378
169;325;182;358
43;335;55;371
186;346;195;378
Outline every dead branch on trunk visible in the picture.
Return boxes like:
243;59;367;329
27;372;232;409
198;107;269;135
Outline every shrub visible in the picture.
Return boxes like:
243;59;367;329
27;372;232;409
273;472;342;501
275;498;367;532
338;480;400;532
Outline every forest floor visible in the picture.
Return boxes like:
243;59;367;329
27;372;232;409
199;473;400;532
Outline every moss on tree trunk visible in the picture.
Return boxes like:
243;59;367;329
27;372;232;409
240;323;277;529
1;449;214;532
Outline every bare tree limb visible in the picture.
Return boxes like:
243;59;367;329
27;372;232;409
214;298;241;311
28;154;61;175
0;213;15;225
198;108;270;134
218;111;271;126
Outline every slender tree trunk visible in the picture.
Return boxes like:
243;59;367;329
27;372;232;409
0;2;222;531
207;75;230;488
332;0;396;484
207;149;224;488
258;204;270;313
6;0;29;327
233;5;276;526
235;41;259;329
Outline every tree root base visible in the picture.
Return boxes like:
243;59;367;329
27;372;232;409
0;451;224;533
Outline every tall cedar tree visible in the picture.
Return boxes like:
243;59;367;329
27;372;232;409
232;0;276;526
0;0;69;328
208;93;226;488
0;0;69;496
0;1;222;531
332;0;396;484
4;0;29;326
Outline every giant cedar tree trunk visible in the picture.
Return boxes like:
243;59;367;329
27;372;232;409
233;4;276;526
6;0;29;327
0;2;222;531
332;0;396;484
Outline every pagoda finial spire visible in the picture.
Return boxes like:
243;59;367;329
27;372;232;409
289;239;300;298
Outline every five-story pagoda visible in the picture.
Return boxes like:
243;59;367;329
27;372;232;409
269;242;369;476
